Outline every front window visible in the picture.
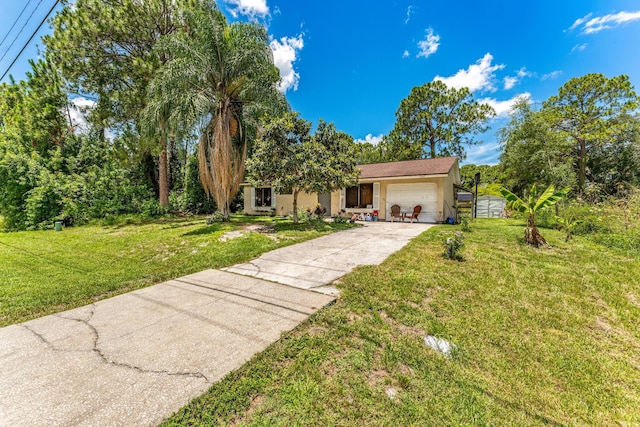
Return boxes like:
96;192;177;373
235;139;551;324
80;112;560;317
255;187;272;208
345;183;373;208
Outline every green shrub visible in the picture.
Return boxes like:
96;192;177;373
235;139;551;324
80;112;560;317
444;231;465;261
179;154;216;214
460;215;471;232
206;211;226;224
333;215;347;224
141;199;168;218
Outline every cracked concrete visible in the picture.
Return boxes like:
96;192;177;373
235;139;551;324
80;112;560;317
0;221;432;426
0;270;333;426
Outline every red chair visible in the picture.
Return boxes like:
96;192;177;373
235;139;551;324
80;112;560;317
390;205;404;222
408;205;422;223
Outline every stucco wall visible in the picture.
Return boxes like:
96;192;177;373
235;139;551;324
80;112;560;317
243;186;319;216
442;162;460;220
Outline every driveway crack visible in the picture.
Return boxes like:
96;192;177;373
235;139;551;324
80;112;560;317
21;324;54;349
67;304;210;383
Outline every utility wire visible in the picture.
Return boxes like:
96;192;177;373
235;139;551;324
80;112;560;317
0;0;45;64
0;0;35;50
0;0;60;82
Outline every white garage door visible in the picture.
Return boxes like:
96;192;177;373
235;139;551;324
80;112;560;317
386;182;438;223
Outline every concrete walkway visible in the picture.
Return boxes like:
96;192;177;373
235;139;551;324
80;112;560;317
0;221;433;426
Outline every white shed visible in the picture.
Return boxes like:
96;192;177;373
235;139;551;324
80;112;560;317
476;195;506;218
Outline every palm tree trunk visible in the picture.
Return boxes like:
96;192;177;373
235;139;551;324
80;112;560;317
159;147;169;207
292;188;299;224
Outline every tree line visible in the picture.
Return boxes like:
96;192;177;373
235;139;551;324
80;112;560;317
1;0;639;230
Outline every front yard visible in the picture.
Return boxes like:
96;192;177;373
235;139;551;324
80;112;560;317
0;215;353;327
164;219;640;426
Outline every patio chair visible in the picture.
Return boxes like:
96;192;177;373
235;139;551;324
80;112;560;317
390;204;403;222
408;205;422;223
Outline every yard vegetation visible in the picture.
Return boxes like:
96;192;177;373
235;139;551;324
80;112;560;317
163;218;639;426
0;215;353;327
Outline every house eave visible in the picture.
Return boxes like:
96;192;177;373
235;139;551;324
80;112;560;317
358;174;449;182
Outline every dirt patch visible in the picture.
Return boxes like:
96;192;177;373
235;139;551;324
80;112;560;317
219;224;275;242
379;310;426;338
307;326;328;337
366;369;390;387
627;292;640;308
230;395;264;426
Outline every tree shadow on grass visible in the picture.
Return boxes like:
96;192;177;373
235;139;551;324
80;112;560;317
182;224;223;236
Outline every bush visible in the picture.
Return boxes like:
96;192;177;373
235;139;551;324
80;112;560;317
444;231;465;261
333;215;347;224
460;215;471;232
141;199;168;218
179;154;216;214
206;211;226;224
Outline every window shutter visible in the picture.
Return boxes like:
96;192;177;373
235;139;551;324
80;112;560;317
270;187;276;208
250;187;256;210
373;182;380;210
340;189;345;209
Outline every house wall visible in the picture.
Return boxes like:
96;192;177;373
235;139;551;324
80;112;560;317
243;186;319;216
273;192;318;216
442;162;460;221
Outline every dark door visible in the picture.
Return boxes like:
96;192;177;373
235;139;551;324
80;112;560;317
318;193;332;216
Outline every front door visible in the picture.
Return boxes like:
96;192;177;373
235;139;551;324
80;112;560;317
318;193;332;216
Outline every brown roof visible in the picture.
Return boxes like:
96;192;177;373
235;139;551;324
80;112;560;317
357;157;457;179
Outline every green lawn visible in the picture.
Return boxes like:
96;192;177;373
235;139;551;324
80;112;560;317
164;219;640;426
0;215;353;327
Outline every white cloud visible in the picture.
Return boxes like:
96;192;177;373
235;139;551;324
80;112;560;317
479;92;531;117
503;67;532;90
434;53;504;92
503;76;518;90
570;10;640;34
464;141;501;166
541;70;562;80
571;43;588;52
417;28;440;58
404;5;415;24
569;13;593;31
517;67;532;78
402;50;410;58
67;97;95;133
355;134;384;145
269;34;304;92
225;0;269;19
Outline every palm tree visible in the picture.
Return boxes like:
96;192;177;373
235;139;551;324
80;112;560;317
500;184;569;247
145;1;281;219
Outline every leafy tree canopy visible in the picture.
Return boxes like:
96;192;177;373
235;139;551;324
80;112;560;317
388;80;495;160
144;0;282;218
246;113;359;223
543;73;639;195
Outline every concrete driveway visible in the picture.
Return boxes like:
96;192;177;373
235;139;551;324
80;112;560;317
224;221;434;295
0;220;434;426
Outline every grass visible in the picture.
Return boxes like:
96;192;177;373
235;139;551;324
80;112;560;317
0;215;354;327
163;219;640;426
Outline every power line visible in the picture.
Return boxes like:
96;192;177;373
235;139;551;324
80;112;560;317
0;0;35;50
0;0;46;64
0;0;60;82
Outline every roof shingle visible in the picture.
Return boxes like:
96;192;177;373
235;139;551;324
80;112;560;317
357;157;457;179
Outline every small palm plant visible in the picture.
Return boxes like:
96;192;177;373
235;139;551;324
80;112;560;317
500;184;570;247
555;214;583;242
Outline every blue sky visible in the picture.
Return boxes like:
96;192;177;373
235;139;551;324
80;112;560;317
2;1;640;165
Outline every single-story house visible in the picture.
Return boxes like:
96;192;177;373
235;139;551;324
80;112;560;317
244;156;461;223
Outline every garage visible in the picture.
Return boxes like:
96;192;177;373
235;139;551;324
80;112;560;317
386;182;438;223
